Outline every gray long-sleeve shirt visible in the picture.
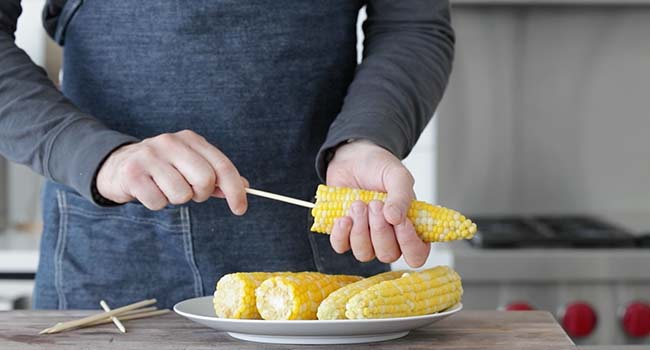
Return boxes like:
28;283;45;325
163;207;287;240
0;0;454;204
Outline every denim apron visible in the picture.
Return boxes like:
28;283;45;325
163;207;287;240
34;0;388;309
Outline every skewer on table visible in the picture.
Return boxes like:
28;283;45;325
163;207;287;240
118;306;158;317
84;309;170;327
38;298;157;334
39;308;169;334
100;300;126;333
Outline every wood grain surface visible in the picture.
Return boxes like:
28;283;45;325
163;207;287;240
0;310;576;350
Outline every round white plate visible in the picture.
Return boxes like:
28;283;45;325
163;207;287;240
174;296;462;344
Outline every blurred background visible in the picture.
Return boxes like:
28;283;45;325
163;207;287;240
1;0;649;348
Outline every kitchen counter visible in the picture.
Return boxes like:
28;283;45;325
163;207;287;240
0;310;575;349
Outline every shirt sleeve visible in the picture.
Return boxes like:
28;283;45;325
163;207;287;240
315;0;455;181
0;0;138;203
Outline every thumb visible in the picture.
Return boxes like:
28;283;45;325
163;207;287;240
382;165;415;226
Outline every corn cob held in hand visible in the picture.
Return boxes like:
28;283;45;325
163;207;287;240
213;272;290;319
317;270;405;320
310;185;477;242
255;272;361;320
345;265;463;319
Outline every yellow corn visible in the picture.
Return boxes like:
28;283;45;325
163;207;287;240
345;265;463;319
255;272;362;320
310;185;477;242
317;270;405;320
213;272;290;319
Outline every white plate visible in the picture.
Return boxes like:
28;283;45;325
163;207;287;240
174;296;462;344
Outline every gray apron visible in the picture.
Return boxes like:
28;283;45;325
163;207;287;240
34;0;387;309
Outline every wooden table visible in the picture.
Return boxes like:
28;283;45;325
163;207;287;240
0;310;576;349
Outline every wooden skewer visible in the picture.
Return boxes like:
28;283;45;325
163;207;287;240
118;306;157;317
43;307;164;334
100;300;126;333
44;309;168;333
245;188;315;208
39;298;157;335
39;306;160;334
38;307;159;334
84;309;170;328
38;326;55;335
38;306;158;335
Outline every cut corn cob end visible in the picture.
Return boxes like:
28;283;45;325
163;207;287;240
213;272;288;319
255;272;362;320
310;185;477;243
317;270;405;320
345;265;463;319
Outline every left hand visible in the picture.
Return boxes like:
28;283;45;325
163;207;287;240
326;140;430;268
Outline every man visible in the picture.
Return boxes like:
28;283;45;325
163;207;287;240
0;1;454;309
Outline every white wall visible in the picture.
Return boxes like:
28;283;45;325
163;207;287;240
437;5;650;217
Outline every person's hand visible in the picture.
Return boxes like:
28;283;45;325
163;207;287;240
326;140;430;268
96;129;248;213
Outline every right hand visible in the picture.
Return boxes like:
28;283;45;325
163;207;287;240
96;129;248;213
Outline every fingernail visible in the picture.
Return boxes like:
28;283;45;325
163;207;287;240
351;202;366;215
235;204;247;216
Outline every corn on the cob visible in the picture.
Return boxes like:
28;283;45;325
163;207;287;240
255;272;362;320
345;265;463;319
213;272;290;319
317;270;405;320
310;185;477;243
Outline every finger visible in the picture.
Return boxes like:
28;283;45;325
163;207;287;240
383;166;415;225
368;201;401;263
127;176;169;210
165;143;217;203
330;217;352;254
349;201;374;262
188;140;247;215
211;187;226;198
148;161;194;205
394;219;430;268
212;176;249;198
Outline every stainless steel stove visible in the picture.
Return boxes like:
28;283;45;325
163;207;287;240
447;215;650;346
469;216;644;249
